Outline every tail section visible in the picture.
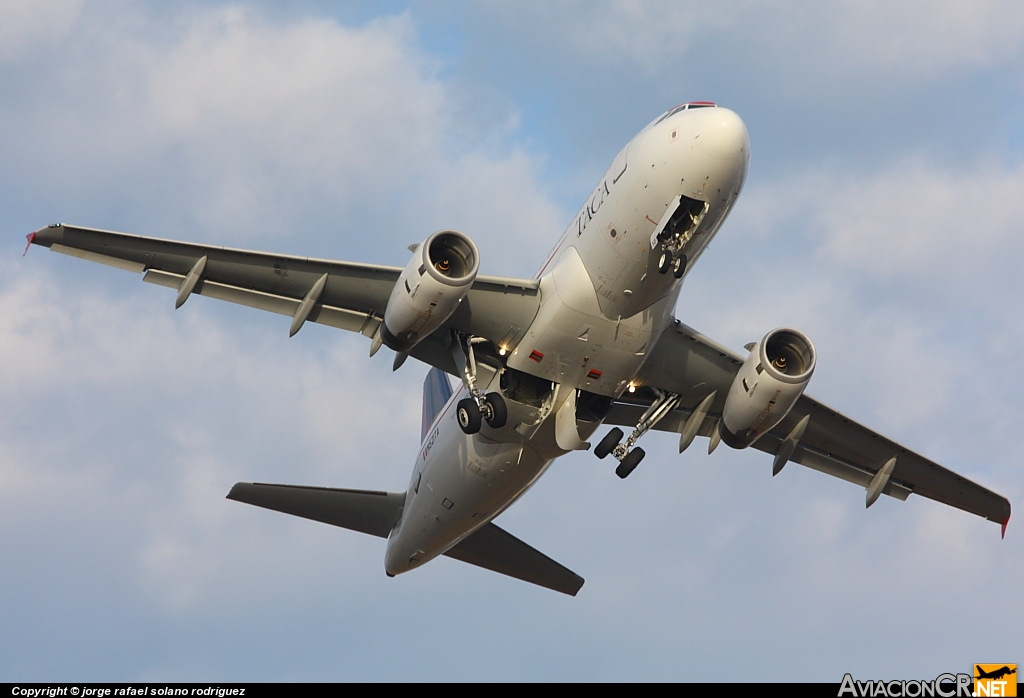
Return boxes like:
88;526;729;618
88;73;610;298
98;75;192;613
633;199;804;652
228;481;585;595
421;367;454;440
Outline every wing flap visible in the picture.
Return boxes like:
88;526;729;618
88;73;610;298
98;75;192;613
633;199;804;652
37;223;401;316
445;523;585;596
616;319;1010;526
143;269;382;335
748;428;913;500
33;223;539;357
778;395;1009;522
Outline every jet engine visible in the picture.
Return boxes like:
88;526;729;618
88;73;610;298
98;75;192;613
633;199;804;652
719;328;816;449
380;230;480;352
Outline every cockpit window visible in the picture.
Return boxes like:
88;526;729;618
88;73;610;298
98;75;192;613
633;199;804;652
651;102;719;126
653;105;687;126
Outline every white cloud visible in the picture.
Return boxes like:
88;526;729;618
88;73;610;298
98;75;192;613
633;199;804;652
0;256;424;614
2;1;1021;681
0;0;84;63
2;2;567;265
810;161;1024;280
476;1;1024;85
822;1;1024;76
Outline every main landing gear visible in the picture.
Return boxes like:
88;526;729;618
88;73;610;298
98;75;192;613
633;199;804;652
594;389;682;478
456;393;507;434
451;331;507;435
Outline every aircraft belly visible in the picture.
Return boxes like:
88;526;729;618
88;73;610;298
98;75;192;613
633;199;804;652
385;395;552;575
507;248;657;397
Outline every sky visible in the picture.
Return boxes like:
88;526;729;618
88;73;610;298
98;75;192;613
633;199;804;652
2;0;1023;682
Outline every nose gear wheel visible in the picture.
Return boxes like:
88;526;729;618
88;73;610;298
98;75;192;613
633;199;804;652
658;251;672;274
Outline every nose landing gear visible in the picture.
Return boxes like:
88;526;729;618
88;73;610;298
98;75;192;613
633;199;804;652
653;195;707;280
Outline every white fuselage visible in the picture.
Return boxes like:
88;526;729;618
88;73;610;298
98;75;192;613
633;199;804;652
385;105;750;576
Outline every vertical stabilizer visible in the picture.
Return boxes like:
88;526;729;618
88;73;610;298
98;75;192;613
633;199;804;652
422;367;454;440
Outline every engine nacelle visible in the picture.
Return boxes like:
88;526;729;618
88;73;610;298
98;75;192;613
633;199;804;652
381;230;480;352
719;328;816;449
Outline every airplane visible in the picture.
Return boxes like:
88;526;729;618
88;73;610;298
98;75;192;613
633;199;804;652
26;102;1011;596
975;666;1016;681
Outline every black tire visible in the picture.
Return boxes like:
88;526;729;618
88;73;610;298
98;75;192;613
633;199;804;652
615;447;645;479
483;392;508;429
657;251;672;274
672;254;687;278
594;427;624;459
457;398;482;434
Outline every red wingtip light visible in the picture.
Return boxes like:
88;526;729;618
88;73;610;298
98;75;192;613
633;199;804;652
23;231;36;256
1001;513;1010;539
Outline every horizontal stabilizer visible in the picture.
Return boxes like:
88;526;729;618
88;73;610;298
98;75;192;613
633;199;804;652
446;522;585;596
227;482;405;538
228;481;584;595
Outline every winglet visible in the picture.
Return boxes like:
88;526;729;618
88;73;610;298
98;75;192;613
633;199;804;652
23;231;36;256
1001;510;1010;539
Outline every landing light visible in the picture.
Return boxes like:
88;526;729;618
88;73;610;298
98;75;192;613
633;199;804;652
628;384;636;393
498;347;507;356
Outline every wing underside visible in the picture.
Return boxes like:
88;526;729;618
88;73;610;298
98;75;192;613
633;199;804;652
29;223;541;377
605;320;1011;528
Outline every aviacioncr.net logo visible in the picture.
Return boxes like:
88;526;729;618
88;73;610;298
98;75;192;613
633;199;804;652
839;673;973;697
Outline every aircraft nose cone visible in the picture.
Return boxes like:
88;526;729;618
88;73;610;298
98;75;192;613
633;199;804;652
695;108;749;161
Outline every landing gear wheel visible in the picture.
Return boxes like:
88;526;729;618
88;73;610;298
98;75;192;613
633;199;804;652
615;447;645;479
658;251;672;274
672;254;687;278
483;392;507;429
594;427;624;459
457;398;482;434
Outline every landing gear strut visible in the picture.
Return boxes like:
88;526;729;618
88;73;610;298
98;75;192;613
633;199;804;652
654;196;707;280
595;388;682;478
451;331;507;434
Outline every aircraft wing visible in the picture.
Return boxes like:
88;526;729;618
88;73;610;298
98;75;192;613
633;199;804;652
605;320;1011;531
27;223;541;375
